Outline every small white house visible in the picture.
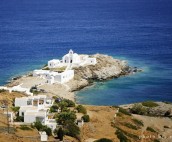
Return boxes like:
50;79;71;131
39;131;48;142
47;70;74;84
24;109;48;123
48;59;60;68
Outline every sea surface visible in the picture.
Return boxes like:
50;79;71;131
0;0;172;105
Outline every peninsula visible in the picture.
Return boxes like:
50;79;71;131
2;50;141;101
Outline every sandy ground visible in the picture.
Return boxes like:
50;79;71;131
134;114;172;142
7;76;75;101
80;106;119;142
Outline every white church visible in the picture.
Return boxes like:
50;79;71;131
48;49;97;69
33;50;96;84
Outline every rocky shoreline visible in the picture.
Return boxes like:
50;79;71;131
66;54;142;93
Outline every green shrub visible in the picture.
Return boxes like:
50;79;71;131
76;105;87;114
146;127;156;133
124;123;138;130
42;125;52;136
11;107;20;113
94;138;113;142
58;101;68;110
142;101;159;107
119;107;131;116
33;121;52;136
132;118;144;126
56;112;76;125
0;89;6;93
130;104;147;115
19;125;32;130
82;115;90;122
50;105;59;113
64;120;80;139
33;121;43;131
115;129;129;142
63;99;75;107
15;116;24;122
56;127;64;141
115;126;139;140
154;139;160;142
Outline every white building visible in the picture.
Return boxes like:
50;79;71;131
33;69;74;84
62;49;81;64
40;131;48;141
34;49;96;84
15;95;57;131
15;95;53;108
48;59;61;68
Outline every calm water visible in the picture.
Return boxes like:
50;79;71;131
0;0;172;105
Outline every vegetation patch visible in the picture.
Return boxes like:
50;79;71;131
0;89;6;93
146;127;157;133
132;118;144;126
94;138;113;142
19;125;32;131
76;105;87;114
82;114;90;122
119;107;131;116
130;104;147;115
33;121;52;136
115;129;130;142
123;123;138;130
115;126;139;140
142;101;159;107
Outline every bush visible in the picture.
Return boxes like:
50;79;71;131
11;107;20;113
33;121;52;136
56;112;76;125
132;118;144;126
94;138;113;142
82;115;90;122
58;101;68;111
57;127;64;141
76;105;87;114
146;127;156;133
154;139;160;142
33;121;43;131
124;123;138;130
20;125;32;131
64;120;80;139
115;129;129;142
119;107;131;116
63;99;75;107
0;89;6;93
142;101;159;107
42;126;52;136
115;126;139;140
15;116;24;122
130;104;147;115
50;105;59;113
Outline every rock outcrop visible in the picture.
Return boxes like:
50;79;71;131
67;54;141;91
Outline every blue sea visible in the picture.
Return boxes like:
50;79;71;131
0;0;172;105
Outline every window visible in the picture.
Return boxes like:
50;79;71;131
22;112;24;116
27;101;32;105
